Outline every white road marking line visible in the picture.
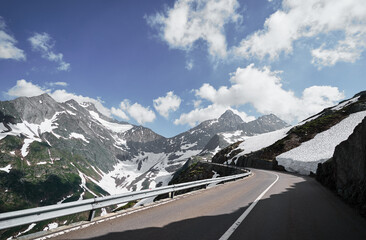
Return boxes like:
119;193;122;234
219;171;279;240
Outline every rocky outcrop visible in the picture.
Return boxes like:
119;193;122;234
0;93;63;124
211;141;243;164
244;114;289;133
169;158;244;185
317;116;366;216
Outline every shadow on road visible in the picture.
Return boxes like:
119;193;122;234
77;207;249;240
71;175;366;240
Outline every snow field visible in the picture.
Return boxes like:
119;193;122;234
277;111;366;175
235;126;292;157
69;132;89;143
89;111;132;133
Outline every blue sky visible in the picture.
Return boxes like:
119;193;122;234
0;0;365;137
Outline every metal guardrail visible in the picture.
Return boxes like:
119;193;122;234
0;170;250;231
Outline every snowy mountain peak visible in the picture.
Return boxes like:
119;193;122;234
19;93;56;106
219;110;243;123
0;93;290;214
122;125;164;143
212;90;366;176
0;93;62;124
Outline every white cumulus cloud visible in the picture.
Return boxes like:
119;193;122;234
111;107;129;120
7;79;47;97
120;100;156;125
47;81;69;87
175;63;344;126
0;17;26;60
234;0;366;67
146;0;242;59
153;91;181;118
28;32;70;71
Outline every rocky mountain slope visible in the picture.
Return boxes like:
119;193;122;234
317;117;366;216
212;91;366;175
198;112;288;158
0;94;288;215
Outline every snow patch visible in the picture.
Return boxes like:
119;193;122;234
97;151;186;195
212;170;219;178
89;111;132;133
43;222;58;231
66;110;76;115
21;138;35;157
211;146;221;156
67;103;78;111
181;142;197;150
173;150;201;161
221;130;246;144
101;208;107;216
90;165;104;178
113;143;126;151
332;96;360;111
77;169;98;197
39;111;63;133
97;153;168;194
69;132;89;143
57;194;73;204
0;164;12;173
208;170;220;188
0;112;63;142
236;127;292;157
207;119;219;126
277;111;366;175
16;223;37;237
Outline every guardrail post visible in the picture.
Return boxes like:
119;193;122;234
88;196;97;221
88;209;96;221
169;191;175;198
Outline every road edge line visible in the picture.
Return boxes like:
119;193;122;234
218;171;279;240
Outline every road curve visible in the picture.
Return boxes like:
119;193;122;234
48;169;366;240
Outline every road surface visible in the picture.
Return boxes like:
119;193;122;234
49;169;366;240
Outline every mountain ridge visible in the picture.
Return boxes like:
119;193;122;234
211;91;366;175
0;93;288;216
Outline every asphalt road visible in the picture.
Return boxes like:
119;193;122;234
50;169;366;240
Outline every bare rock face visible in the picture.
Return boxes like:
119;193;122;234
12;94;62;124
317;116;366;216
335;117;366;190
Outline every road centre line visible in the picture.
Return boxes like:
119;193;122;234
219;171;280;240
